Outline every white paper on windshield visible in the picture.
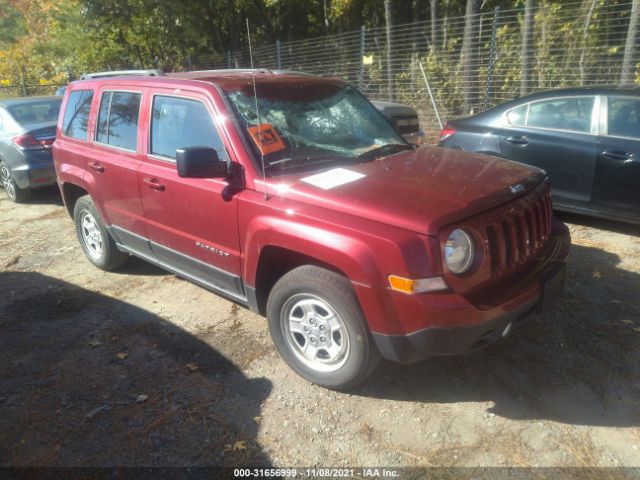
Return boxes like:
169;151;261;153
300;168;365;190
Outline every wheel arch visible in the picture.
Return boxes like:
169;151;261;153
61;182;89;218
250;245;352;315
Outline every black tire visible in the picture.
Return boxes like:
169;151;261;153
73;195;128;271
266;265;380;390
0;160;30;203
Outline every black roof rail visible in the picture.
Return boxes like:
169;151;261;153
80;69;164;80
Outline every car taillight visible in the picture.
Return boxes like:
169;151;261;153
438;125;456;142
12;133;55;149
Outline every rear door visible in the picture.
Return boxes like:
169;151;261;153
138;89;243;299
499;96;598;206
86;87;152;258
593;95;640;219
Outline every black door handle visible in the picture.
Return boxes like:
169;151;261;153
505;136;529;145
601;150;633;162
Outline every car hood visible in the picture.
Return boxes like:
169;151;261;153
262;146;546;234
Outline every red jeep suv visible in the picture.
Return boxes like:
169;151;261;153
53;70;570;390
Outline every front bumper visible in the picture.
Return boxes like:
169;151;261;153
357;220;570;364
372;296;537;364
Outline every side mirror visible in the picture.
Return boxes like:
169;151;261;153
176;147;227;178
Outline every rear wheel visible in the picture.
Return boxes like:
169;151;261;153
0;160;30;203
74;195;128;271
267;266;380;390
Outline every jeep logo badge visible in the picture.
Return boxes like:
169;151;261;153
509;184;525;194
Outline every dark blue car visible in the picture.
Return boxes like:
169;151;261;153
439;86;640;225
0;96;61;202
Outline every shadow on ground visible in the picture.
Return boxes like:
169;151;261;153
0;271;271;467
358;244;640;428
23;185;64;206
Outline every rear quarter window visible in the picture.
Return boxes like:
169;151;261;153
62;90;93;140
506;104;527;126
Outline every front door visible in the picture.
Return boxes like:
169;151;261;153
593;95;640;221
138;90;244;299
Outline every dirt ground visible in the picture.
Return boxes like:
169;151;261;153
1;186;639;470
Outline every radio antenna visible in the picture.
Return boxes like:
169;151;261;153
246;18;268;200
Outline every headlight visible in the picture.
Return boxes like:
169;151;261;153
445;229;475;274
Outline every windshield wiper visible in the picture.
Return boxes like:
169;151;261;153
355;143;415;160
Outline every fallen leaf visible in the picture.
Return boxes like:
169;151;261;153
253;416;262;423
136;394;148;403
634;327;640;334
592;271;602;279
185;363;199;372
225;440;247;452
85;404;110;419
116;352;129;360
623;319;634;326
111;336;119;342
88;340;101;348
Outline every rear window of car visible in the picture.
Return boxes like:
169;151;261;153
150;95;228;160
96;91;141;151
608;97;640;139
9;99;61;125
62;90;93;140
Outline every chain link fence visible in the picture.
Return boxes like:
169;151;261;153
191;0;638;140
3;1;637;141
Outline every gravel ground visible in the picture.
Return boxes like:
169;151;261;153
0;186;639;470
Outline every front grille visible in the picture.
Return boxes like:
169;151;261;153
485;189;552;276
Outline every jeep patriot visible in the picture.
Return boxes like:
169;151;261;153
53;70;570;389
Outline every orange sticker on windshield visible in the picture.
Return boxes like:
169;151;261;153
248;124;286;155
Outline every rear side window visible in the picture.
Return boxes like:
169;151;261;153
527;97;595;133
96;91;141;151
62;90;93;140
608;97;640;139
150;95;228;160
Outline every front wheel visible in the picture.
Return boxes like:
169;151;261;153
73;195;128;271
267;266;380;390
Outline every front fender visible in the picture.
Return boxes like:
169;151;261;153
242;214;382;288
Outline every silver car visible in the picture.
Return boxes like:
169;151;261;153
0;96;61;202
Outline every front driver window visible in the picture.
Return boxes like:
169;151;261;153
608;97;640;139
150;96;228;161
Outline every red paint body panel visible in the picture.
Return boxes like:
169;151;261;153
53;72;571;350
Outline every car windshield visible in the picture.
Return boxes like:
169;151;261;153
7;99;61;125
223;80;405;174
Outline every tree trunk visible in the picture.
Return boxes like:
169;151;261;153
460;0;480;113
430;0;439;52
385;0;394;101
621;0;640;85
520;0;535;96
579;0;597;84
